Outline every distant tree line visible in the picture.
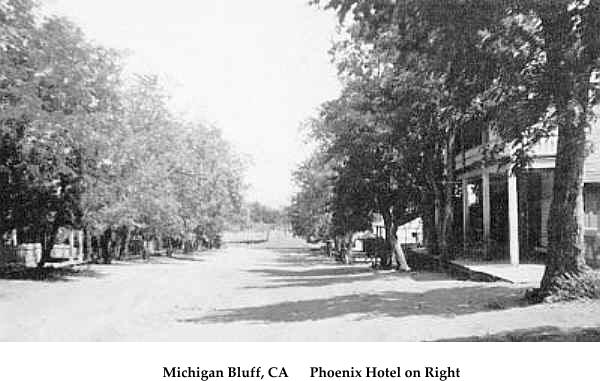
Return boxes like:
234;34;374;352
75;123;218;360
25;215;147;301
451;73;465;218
230;202;289;231
245;202;288;226
0;0;244;264
291;0;600;297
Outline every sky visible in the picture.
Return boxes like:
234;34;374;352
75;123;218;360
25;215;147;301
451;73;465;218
41;0;341;208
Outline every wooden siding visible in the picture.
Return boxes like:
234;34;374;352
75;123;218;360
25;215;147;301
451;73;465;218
584;184;600;230
456;118;600;180
585;120;600;183
538;177;600;248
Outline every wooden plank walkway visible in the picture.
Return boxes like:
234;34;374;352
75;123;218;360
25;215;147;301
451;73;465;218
455;261;545;286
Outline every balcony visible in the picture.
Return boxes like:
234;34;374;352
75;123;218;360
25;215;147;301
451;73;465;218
530;135;558;157
456;133;558;171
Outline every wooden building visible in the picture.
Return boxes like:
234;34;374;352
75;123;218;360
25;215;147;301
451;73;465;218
455;117;600;267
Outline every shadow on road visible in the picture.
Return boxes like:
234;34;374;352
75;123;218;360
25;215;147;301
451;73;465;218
0;266;104;282
155;255;206;263
244;266;449;289
271;252;330;267
179;285;528;324
440;325;600;341
244;275;376;289
262;247;321;253
107;254;209;266
248;267;372;277
246;244;456;290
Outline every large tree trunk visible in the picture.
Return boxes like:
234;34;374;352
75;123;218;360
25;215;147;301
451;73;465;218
381;209;394;268
381;207;411;270
438;129;456;260
433;195;444;255
390;220;411;271
539;9;592;294
421;191;438;252
334;235;342;253
432;189;456;260
114;231;122;259
122;228;132;258
541;107;588;292
102;228;113;264
439;188;455;260
341;231;353;264
142;240;149;259
85;229;93;262
167;237;173;257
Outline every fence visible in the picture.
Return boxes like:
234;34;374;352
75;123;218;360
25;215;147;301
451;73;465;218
0;244;41;267
1;243;81;268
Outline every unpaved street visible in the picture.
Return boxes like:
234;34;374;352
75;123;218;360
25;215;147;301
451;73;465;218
2;237;600;341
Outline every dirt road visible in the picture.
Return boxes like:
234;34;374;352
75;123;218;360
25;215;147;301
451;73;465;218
2;237;600;341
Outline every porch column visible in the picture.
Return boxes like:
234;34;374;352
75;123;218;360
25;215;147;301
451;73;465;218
462;178;469;248
11;229;17;246
77;230;84;261
508;170;520;265
482;170;491;256
69;230;75;259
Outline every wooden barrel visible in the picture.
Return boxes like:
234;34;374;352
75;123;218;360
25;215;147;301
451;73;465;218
17;243;42;267
51;244;72;259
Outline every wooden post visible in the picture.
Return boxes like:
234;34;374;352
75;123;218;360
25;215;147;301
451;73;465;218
77;230;84;261
508;170;520;265
462;178;469;249
69;230;75;259
85;230;93;262
482;170;491;257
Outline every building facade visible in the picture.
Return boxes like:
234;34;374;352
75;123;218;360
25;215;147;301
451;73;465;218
455;119;600;267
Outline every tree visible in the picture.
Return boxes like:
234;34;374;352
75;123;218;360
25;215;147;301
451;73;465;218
290;152;334;242
482;0;600;294
315;0;600;296
303;71;422;268
1;1;245;263
86;75;244;257
1;1;123;263
243;202;287;227
313;0;507;261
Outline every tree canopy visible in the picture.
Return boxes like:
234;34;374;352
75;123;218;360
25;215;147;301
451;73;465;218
298;0;600;295
1;0;245;261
